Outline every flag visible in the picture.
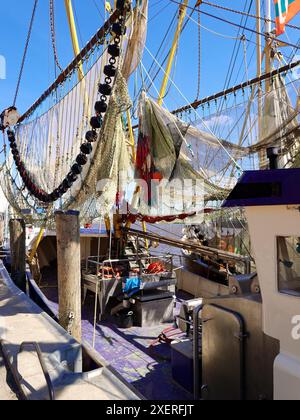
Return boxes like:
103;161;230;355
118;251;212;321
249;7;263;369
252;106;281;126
274;0;300;35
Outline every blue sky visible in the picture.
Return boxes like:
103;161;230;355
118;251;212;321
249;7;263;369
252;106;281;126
0;0;300;120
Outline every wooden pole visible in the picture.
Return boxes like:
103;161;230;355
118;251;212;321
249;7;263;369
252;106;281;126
56;211;82;343
9;219;26;292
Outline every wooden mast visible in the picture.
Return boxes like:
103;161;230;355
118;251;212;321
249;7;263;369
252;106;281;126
54;0;83;343
56;211;82;342
9;219;26;292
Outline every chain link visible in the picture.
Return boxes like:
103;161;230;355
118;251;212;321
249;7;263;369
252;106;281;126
50;0;64;73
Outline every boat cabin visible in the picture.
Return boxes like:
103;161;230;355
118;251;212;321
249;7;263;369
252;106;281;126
223;168;300;400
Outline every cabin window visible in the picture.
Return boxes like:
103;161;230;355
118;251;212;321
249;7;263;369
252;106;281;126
277;236;300;297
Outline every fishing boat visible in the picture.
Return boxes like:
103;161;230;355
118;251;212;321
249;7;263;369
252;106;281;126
1;0;300;401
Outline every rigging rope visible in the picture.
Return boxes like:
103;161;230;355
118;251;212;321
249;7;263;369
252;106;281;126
196;6;201;101
50;0;64;73
200;0;300;32
168;0;300;50
13;0;39;107
134;1;198;107
143;46;243;172
211;0;253;135
172;58;300;115
187;13;244;41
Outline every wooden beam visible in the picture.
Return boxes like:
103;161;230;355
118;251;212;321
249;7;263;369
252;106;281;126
9;219;26;292
56;211;82;343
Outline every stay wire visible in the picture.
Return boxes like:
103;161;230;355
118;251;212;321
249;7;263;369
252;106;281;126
13;0;39;107
200;0;300;32
168;0;300;50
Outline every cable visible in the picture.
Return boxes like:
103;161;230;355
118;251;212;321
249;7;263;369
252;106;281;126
187;13;244;40
91;0;105;20
140;1;199;101
201;0;300;32
144;9;178;92
168;0;300;50
13;0;39;107
141;51;242;171
196;6;201;100
213;0;253;133
172;58;300;116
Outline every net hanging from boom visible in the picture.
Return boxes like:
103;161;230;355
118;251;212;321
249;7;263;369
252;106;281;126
0;1;148;225
2;0;300;228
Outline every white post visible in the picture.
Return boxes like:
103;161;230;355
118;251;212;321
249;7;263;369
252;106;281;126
265;0;272;34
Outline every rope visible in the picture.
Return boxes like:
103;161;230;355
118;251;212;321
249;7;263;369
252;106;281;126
210;0;253;134
168;0;300;50
143;46;243;172
50;0;64;73
133;2;198;109
140;60;196;159
196;7;201;100
13;0;39;107
187;13;244;41
172;58;300;115
200;0;300;32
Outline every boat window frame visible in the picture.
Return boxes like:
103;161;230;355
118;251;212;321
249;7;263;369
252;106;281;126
277;235;300;298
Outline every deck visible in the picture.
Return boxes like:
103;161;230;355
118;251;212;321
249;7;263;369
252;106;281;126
0;262;140;400
37;271;193;401
0;349;18;400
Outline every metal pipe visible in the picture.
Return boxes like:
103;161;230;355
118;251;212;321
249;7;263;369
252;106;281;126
158;0;189;105
28;228;44;264
18;342;55;401
267;146;279;169
193;304;203;400
265;0;272;34
64;0;84;81
126;228;252;265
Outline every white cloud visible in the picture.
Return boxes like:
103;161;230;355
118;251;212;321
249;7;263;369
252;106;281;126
203;114;233;130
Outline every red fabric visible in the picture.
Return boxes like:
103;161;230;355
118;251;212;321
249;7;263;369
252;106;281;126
135;132;163;204
123;211;196;224
147;262;165;274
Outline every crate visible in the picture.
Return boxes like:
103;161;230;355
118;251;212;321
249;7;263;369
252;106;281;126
134;291;174;327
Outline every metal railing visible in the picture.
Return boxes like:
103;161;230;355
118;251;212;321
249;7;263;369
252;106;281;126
1;340;55;400
125;228;252;274
86;255;174;279
17;342;55;401
193;304;203;401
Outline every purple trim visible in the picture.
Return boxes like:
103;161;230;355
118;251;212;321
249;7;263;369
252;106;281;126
222;169;300;208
